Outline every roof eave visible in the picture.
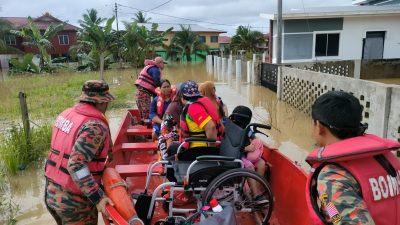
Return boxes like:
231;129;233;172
272;11;400;20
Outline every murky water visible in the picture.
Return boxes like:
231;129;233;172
10;62;315;224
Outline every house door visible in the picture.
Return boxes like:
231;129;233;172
362;31;385;59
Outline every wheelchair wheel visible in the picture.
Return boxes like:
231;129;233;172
202;168;273;225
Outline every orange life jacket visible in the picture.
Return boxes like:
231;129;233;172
154;85;176;117
135;65;161;95
45;103;111;194
306;134;400;225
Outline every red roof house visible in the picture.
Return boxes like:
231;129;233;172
1;12;78;58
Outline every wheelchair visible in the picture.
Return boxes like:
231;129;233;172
134;119;274;225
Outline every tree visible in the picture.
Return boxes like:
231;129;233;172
230;25;265;53
0;19;20;54
133;11;151;23
121;22;171;69
80;15;116;80
10;17;64;70
79;8;107;32
170;25;208;62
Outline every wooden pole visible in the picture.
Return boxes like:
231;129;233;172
18;91;30;142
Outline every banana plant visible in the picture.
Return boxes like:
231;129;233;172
10;17;64;71
9;53;39;73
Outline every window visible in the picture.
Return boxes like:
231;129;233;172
210;36;218;43
315;33;339;57
58;35;69;45
199;36;206;43
4;35;16;45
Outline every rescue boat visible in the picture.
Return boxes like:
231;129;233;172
103;109;313;225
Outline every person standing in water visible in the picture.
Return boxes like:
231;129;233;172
45;80;115;225
135;57;166;123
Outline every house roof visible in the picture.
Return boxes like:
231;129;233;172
137;23;226;33
218;36;231;44
1;12;78;31
272;5;400;19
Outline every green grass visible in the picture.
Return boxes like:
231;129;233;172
0;69;137;175
0;124;51;175
0;69;136;126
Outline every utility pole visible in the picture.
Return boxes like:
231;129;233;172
114;3;119;31
115;2;123;69
277;0;282;64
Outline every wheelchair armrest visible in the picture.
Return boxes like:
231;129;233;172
196;155;236;161
183;137;218;143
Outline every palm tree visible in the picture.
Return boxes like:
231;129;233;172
230;26;265;53
80;15;116;80
170;25;208;62
10;17;64;70
79;8;106;29
133;11;151;23
122;22;171;69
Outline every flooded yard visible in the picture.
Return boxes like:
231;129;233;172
6;62;315;224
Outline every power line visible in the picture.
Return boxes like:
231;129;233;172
146;0;173;12
117;3;237;27
116;3;268;30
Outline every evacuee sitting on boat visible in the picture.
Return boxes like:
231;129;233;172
229;105;266;178
199;81;228;122
149;79;175;140
306;91;400;225
135;57;166;124
165;80;224;159
157;83;183;160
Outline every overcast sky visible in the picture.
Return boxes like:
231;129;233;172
0;0;353;35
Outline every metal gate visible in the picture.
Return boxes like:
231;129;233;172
260;63;278;92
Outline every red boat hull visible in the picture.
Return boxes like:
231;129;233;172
105;109;313;225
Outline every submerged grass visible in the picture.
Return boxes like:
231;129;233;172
0;124;51;175
0;69;136;175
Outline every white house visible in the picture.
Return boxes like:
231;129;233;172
269;6;400;63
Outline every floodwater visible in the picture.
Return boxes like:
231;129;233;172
9;62;315;224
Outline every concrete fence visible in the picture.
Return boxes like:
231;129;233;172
277;66;400;141
206;55;260;84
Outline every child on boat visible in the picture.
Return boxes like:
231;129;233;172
229;105;266;178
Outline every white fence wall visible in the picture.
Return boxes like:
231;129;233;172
278;67;399;139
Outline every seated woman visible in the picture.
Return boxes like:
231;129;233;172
157;84;183;160
199;81;228;120
149;79;175;140
229;106;266;179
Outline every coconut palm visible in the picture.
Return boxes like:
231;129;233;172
79;8;106;29
133;11;151;23
10;17;64;70
230;25;265;53
170;25;208;62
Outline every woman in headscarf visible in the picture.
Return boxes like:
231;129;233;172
199;81;228;119
157;83;184;160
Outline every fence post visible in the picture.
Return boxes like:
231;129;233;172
247;61;251;83
236;60;241;80
221;58;227;83
19;91;31;142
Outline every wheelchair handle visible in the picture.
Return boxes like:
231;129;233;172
248;123;271;130
196;155;236;161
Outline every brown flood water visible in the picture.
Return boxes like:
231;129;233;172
11;62;315;224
